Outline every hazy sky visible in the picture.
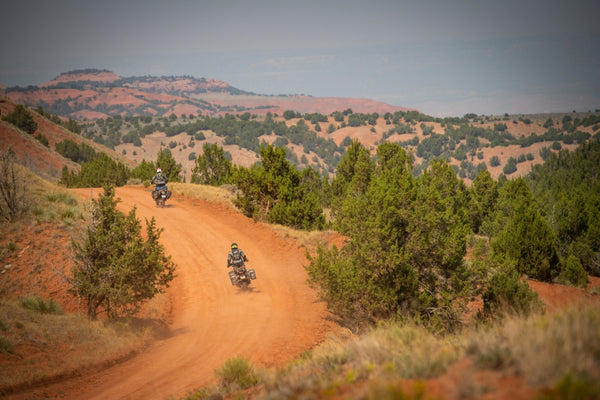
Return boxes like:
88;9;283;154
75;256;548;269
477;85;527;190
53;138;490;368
1;0;599;117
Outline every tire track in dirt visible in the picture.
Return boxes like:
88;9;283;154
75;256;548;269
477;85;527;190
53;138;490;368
11;186;339;400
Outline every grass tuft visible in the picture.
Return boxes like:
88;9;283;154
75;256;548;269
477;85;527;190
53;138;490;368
0;335;15;354
537;373;600;400
19;296;63;315
215;356;259;391
0;299;155;389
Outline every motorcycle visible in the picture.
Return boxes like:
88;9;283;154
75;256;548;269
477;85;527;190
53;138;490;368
151;185;171;207
228;264;257;289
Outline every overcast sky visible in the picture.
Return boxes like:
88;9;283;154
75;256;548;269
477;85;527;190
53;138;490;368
1;0;599;117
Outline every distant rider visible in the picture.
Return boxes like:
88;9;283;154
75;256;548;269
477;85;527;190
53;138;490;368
227;242;248;274
151;168;168;191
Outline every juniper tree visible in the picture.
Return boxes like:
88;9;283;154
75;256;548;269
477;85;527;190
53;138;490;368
0;150;28;222
156;147;182;182
233;144;325;230
307;144;471;332
490;178;560;281
191;143;232;185
70;186;176;319
1;104;37;134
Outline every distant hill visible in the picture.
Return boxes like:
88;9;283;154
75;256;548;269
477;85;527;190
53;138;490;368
0;69;413;121
2;71;598;186
0;95;131;180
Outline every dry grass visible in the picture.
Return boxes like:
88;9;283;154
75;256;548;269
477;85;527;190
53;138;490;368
168;182;238;208
168;182;342;252
267;224;342;253
499;307;600;385
0;299;155;393
184;306;600;399
466;306;600;386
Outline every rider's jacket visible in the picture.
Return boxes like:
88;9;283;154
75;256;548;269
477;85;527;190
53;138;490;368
227;249;247;268
151;172;168;186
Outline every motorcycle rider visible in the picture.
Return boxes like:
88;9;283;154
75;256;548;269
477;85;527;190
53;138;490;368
151;168;169;191
227;242;248;275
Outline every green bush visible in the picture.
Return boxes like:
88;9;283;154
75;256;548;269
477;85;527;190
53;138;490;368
538;373;600;400
36;134;49;147
215;356;258;390
482;267;542;318
1;104;37;134
0;318;9;331
559;254;589;288
0;335;14;354
309;144;471;332
60;153;130;187
502;157;517;175
20;296;63;315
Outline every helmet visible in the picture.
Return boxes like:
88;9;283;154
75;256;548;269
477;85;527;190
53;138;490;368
231;243;238;250
156;168;162;173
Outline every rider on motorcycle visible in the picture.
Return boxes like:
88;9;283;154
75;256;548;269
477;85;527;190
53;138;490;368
151;168;169;191
227;242;248;274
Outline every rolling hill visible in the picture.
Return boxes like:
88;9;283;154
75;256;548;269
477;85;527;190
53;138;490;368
1;69;599;187
0;69;412;121
0;96;132;180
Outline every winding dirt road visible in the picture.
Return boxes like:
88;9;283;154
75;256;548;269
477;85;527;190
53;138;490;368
16;186;340;399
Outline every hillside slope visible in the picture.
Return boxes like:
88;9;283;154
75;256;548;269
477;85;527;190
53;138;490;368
4;186;342;399
0;96;132;180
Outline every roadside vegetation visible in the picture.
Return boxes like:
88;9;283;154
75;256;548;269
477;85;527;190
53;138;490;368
0;297;154;394
0;151;174;394
181;306;600;400
177;130;600;398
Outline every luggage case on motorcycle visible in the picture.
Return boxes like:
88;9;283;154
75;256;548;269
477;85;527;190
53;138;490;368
228;270;237;285
247;269;256;280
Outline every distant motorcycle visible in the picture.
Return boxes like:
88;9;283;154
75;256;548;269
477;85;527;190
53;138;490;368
151;185;171;207
228;264;257;289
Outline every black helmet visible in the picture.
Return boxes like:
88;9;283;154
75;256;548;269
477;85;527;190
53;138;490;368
231;243;238;250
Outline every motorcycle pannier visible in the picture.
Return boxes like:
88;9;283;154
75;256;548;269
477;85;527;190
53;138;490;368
228;270;236;285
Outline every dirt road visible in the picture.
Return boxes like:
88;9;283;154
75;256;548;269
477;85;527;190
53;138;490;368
16;186;340;399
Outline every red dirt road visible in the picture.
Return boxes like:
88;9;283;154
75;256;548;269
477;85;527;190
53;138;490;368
13;186;340;400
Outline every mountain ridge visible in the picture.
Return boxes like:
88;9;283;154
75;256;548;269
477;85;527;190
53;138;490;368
0;69;413;120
